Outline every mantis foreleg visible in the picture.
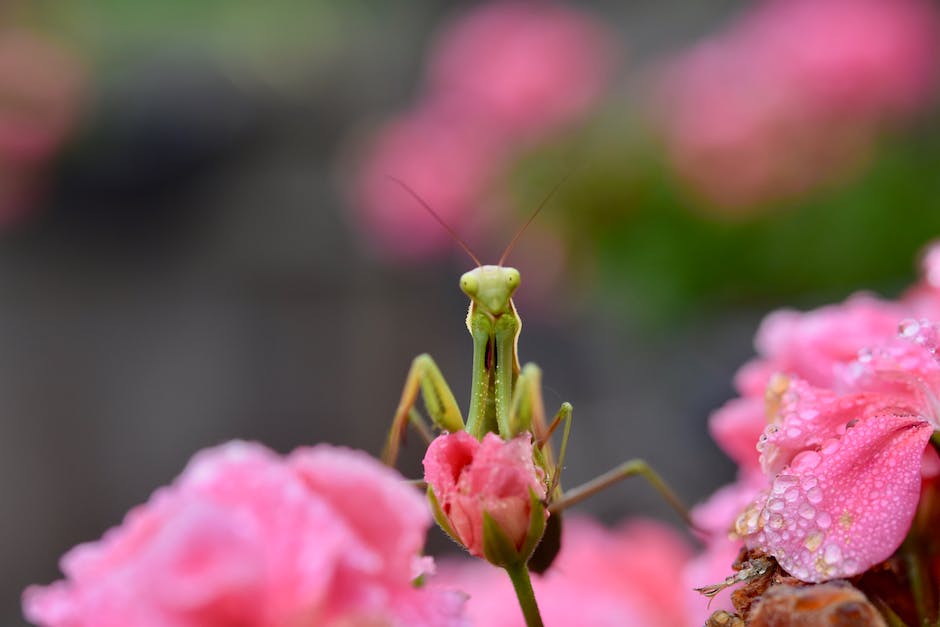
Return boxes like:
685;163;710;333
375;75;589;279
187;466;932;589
382;354;464;466
509;363;572;494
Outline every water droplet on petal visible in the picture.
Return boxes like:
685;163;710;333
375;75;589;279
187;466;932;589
823;544;842;565
768;498;785;512
769;514;785;529
804;531;824;552
816;512;832;529
806;487;824;504
900;319;921;338
793;451;821;471
798;503;816;520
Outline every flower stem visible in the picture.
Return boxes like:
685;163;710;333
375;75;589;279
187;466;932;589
505;563;544;627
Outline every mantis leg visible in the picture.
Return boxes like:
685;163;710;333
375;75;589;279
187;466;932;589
548;459;694;529
494;314;520;438
510;364;573;492
509;363;546;438
466;315;495;439
545;403;572;495
382;353;464;467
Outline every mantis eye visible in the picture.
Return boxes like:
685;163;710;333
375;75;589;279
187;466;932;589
505;269;520;289
460;273;479;295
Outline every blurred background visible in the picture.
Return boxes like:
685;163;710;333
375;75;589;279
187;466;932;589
2;1;939;623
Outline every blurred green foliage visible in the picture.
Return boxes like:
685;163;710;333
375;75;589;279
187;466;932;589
515;114;940;326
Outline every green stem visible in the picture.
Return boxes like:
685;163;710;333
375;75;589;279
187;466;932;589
505;563;544;627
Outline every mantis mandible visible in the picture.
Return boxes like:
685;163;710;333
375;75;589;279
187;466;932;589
381;177;692;573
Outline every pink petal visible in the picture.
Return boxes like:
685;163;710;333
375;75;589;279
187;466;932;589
709;397;767;472
757;378;880;476
744;410;932;582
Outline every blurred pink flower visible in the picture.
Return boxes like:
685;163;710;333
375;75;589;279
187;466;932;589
423;431;546;559
654;0;940;210
350;104;505;262
348;2;614;263
23;441;466;627
425;2;615;142
709;397;767;474
438;516;692;627
0;29;85;225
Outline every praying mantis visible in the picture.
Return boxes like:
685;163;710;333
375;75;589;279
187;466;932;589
381;177;692;574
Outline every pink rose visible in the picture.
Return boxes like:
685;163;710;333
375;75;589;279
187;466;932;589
425;2;615;142
697;242;940;588
23;441;466;627
423;431;546;559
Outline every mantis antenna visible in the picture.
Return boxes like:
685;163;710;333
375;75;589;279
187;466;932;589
386;176;482;267
498;170;574;267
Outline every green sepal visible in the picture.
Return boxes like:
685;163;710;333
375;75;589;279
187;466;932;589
519;488;548;562
427;486;462;546
482;510;523;568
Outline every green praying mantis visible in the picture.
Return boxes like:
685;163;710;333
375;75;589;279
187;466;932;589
381;177;692;575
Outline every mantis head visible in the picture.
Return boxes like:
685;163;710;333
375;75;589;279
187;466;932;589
460;265;520;317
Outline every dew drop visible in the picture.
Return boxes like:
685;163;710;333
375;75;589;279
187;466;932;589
823;544;842;565
798;503;816;520
803;531;824;552
768;498;785;512
784;487;799;503
816;512;832;529
806;487;824;504
793;451;821;470
786;426;802;438
899;319;920;338
769;514;784;529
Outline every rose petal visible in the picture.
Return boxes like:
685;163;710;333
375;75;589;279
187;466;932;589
746;411;932;582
